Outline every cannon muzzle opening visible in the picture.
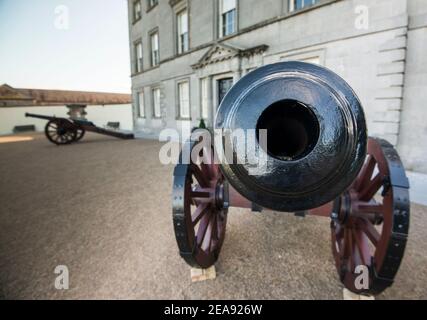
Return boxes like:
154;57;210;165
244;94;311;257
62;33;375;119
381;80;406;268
215;61;368;212
256;99;320;161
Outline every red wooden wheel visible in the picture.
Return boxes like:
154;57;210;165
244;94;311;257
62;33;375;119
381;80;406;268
172;137;228;268
331;137;410;294
45;119;77;145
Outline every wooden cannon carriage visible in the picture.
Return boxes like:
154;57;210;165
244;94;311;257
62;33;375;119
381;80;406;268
25;113;134;145
172;62;410;295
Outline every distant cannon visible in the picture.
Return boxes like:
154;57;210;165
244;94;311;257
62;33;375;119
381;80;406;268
172;62;410;295
25;113;134;145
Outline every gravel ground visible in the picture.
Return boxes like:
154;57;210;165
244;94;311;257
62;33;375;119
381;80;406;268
0;132;426;300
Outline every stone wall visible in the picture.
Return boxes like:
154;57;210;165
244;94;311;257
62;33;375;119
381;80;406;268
128;0;427;173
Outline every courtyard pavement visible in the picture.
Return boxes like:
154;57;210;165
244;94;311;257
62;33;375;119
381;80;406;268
0;133;426;299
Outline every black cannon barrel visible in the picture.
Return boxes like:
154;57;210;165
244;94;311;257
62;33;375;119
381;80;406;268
25;113;56;121
215;61;367;211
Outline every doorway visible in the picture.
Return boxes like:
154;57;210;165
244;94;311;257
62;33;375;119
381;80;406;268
217;78;233;106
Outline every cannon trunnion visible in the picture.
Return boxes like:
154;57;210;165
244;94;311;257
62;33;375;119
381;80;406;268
172;62;410;295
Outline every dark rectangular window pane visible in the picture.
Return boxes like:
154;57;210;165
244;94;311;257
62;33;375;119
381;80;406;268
222;9;236;36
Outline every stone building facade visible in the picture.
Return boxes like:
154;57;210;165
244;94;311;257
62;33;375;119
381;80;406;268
128;0;427;174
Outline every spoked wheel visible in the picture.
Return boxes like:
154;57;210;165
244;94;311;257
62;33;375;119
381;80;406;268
75;128;86;142
331;137;410;295
172;137;228;268
45;119;77;145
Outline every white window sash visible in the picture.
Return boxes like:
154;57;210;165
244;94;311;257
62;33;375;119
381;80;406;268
151;33;159;65
220;0;236;37
138;92;145;117
135;42;143;72
134;1;141;20
221;0;236;14
177;10;188;53
151;33;158;51
153;89;161;118
290;0;317;12
179;82;190;119
178;11;188;34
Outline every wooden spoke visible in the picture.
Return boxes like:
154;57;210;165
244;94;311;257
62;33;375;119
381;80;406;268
201;214;214;252
351;236;363;270
354;155;376;192
191;164;209;187
192;203;209;226
200;163;212;181
359;173;383;201
190;191;211;198
196;210;212;246
358;218;380;247
352;228;369;266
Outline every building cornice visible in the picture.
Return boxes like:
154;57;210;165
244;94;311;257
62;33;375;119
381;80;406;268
131;0;341;77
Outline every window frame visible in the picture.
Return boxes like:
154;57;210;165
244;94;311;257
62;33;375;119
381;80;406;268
134;39;143;73
176;9;189;54
137;90;145;118
152;87;162;119
289;0;320;12
177;80;191;120
149;29;160;67
146;0;158;11
219;0;237;38
133;0;142;23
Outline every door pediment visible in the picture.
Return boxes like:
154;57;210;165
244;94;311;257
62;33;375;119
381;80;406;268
192;43;269;70
192;44;241;70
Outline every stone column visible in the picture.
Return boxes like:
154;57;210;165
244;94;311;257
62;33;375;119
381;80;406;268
207;75;214;128
67;104;87;120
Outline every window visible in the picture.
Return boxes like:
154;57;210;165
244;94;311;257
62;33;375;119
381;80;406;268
150;31;159;67
289;0;319;12
147;0;158;10
152;88;161;118
178;81;190;119
177;10;189;54
133;1;142;22
220;0;236;37
201;78;209;119
134;41;143;73
138;91;145;118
